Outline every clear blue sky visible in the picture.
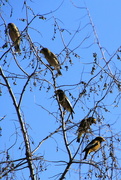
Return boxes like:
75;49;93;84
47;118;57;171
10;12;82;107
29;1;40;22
1;0;121;179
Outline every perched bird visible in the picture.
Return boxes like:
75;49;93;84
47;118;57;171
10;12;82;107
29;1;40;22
77;117;96;143
82;136;105;159
40;48;62;76
8;23;21;53
55;89;75;119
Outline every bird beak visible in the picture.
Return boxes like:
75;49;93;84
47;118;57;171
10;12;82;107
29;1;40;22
94;119;96;124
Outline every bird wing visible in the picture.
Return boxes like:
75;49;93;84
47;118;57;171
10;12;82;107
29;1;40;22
65;96;74;113
77;119;89;132
83;140;99;152
87;141;98;149
50;52;58;61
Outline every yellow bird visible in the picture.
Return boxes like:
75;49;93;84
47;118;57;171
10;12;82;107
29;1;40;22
8;23;21;53
55;89;74;119
82;136;105;159
77;117;96;143
40;48;62;76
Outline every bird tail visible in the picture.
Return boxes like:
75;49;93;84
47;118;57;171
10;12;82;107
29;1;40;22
14;44;21;53
57;69;62;76
76;132;82;143
77;138;80;143
71;113;74;119
71;109;75;119
83;151;88;160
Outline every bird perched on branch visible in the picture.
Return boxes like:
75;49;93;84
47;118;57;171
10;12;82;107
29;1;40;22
8;23;21;53
76;117;96;143
55;89;75;119
40;48;62;76
82;136;105;159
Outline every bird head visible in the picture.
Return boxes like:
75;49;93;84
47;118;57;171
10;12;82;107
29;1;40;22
40;47;49;54
95;136;106;142
8;23;15;30
55;89;64;95
87;117;96;124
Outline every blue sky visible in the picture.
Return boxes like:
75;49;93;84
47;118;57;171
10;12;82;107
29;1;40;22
1;0;121;179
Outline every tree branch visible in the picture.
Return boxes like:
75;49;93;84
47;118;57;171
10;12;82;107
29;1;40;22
0;67;35;180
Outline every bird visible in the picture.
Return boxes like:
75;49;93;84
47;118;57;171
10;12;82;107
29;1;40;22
40;48;62;76
55;89;75;119
82;136;105;159
8;23;21;53
76;117;96;143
